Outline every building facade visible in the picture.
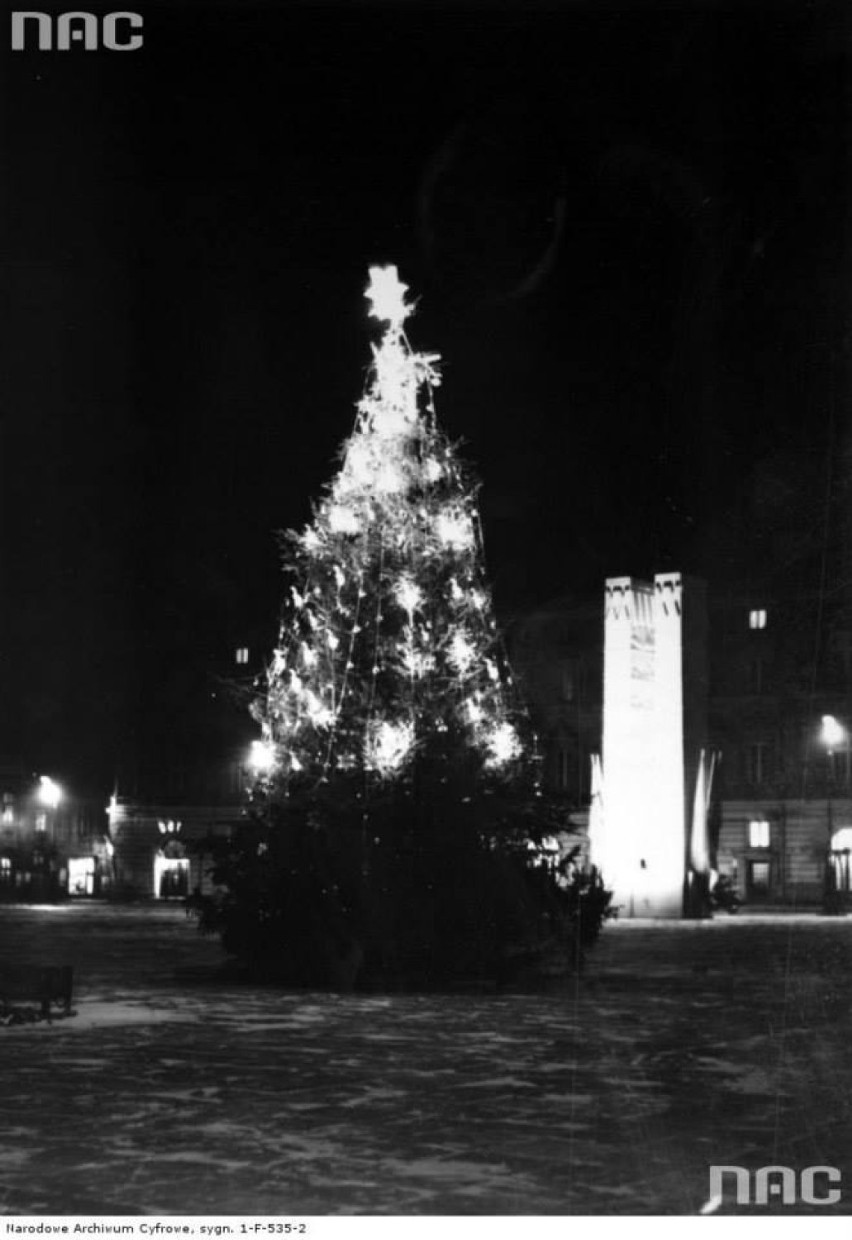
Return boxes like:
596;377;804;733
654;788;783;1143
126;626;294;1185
106;797;240;899
103;636;267;899
509;574;851;913
508;593;602;807
0;637;264;903
709;586;851;908
0;761;111;901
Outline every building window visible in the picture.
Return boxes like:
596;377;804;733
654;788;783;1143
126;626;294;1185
749;609;767;630
235;647;250;665
557;747;571;791
35;812;47;833
748;819;770;849
748;742;769;785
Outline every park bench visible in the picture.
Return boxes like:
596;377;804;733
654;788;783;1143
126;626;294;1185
0;964;73;1019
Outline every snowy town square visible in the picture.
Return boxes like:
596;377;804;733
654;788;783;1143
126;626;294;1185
4;2;851;1226
0;902;849;1217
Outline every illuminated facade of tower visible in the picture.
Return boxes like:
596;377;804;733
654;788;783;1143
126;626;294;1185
597;572;707;918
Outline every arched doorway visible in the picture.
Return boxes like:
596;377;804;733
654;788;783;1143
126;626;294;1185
68;856;97;896
154;839;189;899
829;827;852;897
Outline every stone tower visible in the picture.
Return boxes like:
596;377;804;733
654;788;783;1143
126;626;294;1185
596;572;707;918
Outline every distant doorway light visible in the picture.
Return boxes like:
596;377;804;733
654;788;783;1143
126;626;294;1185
68;857;96;896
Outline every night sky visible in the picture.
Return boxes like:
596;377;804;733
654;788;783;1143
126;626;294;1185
1;0;849;793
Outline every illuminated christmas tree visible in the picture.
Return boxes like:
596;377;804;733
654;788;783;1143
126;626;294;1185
198;268;610;987
254;264;527;788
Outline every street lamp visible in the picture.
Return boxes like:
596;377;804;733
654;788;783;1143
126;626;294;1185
820;715;846;914
31;776;63;898
821;714;845;755
37;775;62;810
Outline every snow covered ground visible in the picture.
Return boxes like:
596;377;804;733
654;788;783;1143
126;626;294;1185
0;903;850;1215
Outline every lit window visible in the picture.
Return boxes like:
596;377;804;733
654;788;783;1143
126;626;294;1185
235;647;250;665
749;819;770;849
749;609;767;630
2;807;13;826
0;857;10;874
35;813;47;832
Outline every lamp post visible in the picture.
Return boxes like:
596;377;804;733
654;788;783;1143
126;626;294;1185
33;776;63;900
36;775;62;837
820;715;845;914
37;775;62;810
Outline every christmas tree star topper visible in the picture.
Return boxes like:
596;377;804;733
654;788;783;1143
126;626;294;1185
364;264;411;329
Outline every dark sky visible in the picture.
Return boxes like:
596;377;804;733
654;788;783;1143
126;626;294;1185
1;0;849;792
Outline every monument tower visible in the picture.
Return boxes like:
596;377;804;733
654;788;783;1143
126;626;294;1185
595;572;707;918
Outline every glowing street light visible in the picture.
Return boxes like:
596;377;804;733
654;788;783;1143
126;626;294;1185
819;715;846;915
821;714;845;754
37;775;62;809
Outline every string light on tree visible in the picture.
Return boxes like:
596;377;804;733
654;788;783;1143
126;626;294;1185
394;577;422;614
247;739;277;775
366;718;416;775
